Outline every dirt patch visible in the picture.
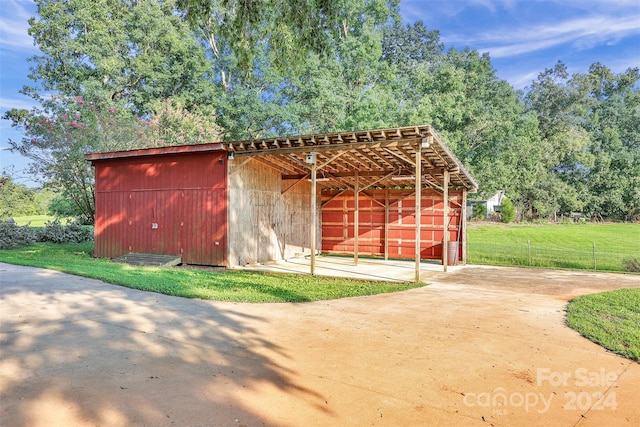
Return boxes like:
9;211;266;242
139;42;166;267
428;265;640;300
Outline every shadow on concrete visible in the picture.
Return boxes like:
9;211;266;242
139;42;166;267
0;264;330;426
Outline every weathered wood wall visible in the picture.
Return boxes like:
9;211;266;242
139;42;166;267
227;158;320;266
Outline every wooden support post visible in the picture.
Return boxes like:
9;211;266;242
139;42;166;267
442;170;449;272
461;189;468;265
384;188;389;261
310;156;317;276
415;143;422;283
354;170;359;266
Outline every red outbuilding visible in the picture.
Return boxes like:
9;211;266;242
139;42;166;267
86;125;478;279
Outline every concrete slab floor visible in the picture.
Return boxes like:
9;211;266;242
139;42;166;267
235;255;464;282
0;262;639;426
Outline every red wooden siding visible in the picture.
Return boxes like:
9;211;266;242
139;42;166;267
321;189;462;261
93;152;228;265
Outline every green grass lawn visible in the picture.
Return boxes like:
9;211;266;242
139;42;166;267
467;222;640;272
11;215;69;227
0;242;421;303
567;288;640;362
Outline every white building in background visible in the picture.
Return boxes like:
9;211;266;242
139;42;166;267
466;190;506;220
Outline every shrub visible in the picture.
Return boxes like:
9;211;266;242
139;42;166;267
48;194;84;217
472;203;486;220
623;258;640;273
37;218;93;243
0;220;37;249
501;197;516;223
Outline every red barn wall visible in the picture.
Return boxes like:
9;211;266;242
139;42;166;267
321;189;463;261
93;151;228;265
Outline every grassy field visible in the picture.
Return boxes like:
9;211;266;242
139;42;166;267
11;215;69;227
567;288;640;362
467;222;640;272
0;242;421;303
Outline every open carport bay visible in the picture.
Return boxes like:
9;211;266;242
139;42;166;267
0;262;639;426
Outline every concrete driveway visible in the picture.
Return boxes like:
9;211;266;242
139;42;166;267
1;262;639;426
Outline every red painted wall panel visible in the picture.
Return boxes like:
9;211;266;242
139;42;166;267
321;189;463;262
93;151;228;265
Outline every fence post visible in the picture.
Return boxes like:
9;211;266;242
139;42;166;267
527;239;531;265
593;242;596;270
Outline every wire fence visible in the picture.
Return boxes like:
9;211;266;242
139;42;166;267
467;240;640;273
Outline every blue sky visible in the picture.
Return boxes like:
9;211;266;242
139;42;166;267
1;0;639;186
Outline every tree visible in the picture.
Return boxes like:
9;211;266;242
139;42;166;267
524;62;640;220
143;99;222;145
25;0;215;114
4;98;221;223
190;0;400;140
179;0;399;73
48;193;84;217
382;21;443;72
9;0;225;223
472;203;486;221
389;44;544;218
4;100;134;223
0;176;41;218
578;64;640;220
500;197;516;223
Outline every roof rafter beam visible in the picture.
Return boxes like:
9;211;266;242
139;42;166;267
231;138;419;157
359;171;395;192
351;148;385;170
281;169;396;180
363;148;396;169
383;147;415;167
331;176;356;192
332;152;362;171
266;154;309;174
318;151;347;169
282;153;314;171
252;156;286;172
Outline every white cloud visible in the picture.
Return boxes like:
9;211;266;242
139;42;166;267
501;70;541;90
402;0;519;20
469;0;497;14
0;0;38;52
468;0;518;14
401;0;640;59
400;0;467;22
0;96;38;111
476;14;640;58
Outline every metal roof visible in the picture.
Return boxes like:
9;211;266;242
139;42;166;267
85;142;225;161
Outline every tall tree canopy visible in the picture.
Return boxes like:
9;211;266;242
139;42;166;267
26;0;215;113
4;0;639;222
525;62;640;220
178;0;399;72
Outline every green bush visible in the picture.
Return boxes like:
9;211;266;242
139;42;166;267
501;197;516;223
623;258;640;273
48;194;84;217
37;218;93;243
0;220;37;249
472;203;486;220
